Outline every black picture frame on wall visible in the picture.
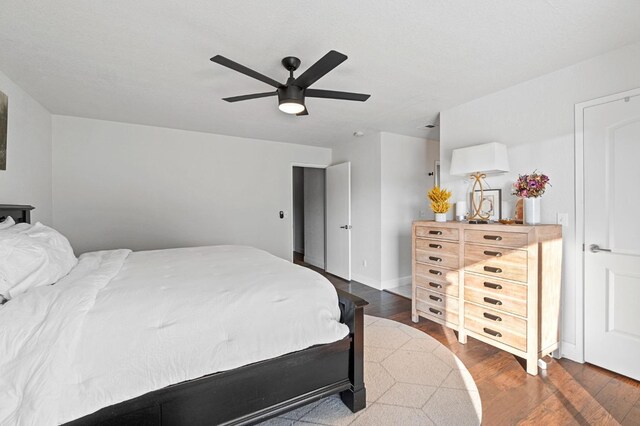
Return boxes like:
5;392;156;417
472;188;502;221
0;89;7;171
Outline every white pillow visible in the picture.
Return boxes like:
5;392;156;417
3;222;34;233
0;223;78;300
0;216;15;230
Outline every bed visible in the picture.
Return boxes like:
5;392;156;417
0;204;367;425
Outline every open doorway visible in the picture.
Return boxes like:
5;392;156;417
292;166;326;269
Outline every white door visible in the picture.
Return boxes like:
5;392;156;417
584;93;640;380
326;162;351;280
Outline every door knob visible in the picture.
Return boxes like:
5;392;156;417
589;244;612;253
339;225;352;229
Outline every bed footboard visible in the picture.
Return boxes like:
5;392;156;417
336;289;368;413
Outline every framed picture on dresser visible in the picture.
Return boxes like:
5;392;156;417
471;188;501;221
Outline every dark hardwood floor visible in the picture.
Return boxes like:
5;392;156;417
295;254;640;425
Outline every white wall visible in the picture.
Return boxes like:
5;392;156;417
439;42;640;361
52;116;331;258
380;133;439;287
292;167;304;253
332;132;438;289
303;167;325;269
0;71;52;223
332;133;382;287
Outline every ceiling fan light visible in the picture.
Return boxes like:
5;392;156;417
277;85;305;114
278;101;305;114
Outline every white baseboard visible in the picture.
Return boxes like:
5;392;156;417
351;274;412;291
352;273;382;290
303;255;324;270
381;275;412;290
559;341;584;363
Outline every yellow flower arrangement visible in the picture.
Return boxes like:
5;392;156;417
428;186;452;214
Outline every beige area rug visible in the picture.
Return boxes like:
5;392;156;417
259;315;482;426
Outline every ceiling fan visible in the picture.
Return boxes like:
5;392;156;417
210;50;370;116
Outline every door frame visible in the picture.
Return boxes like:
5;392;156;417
573;87;640;363
288;162;328;264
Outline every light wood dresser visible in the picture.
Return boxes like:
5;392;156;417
411;221;562;375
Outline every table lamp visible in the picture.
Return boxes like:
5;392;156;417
449;142;510;223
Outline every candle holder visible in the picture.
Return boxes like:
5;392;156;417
455;200;467;221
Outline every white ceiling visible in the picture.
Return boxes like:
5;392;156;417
1;1;639;148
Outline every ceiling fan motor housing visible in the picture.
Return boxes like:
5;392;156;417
278;85;304;106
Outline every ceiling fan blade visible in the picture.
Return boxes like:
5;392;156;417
222;91;277;103
211;55;282;89
305;89;370;102
296;107;309;116
293;50;348;88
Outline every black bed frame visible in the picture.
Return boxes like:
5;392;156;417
0;204;34;224
0;204;367;426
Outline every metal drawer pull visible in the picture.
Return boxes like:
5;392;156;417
429;243;442;249
429;269;443;276
483;327;502;338
484;297;503;306
483;282;503;290
429;282;442;289
429;256;442;262
484;266;502;273
429;295;442;302
483;312;502;322
483;235;503;241
429;308;443;316
429;230;443;235
484;250;502;257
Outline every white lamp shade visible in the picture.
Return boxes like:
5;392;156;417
449;142;510;176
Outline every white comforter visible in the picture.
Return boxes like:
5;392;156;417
0;246;349;425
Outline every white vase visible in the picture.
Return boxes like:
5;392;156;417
524;197;540;225
435;213;447;222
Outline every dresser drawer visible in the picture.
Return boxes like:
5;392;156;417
415;225;459;241
464;229;528;248
464;244;528;283
464;302;527;352
415;262;459;289
415;239;459;269
415;277;458;297
416;291;459;325
416;288;459;313
417;301;459;325
464;273;527;317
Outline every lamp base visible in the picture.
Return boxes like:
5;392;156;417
468;219;489;224
469;172;492;222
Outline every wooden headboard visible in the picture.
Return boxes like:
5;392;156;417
0;204;35;224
